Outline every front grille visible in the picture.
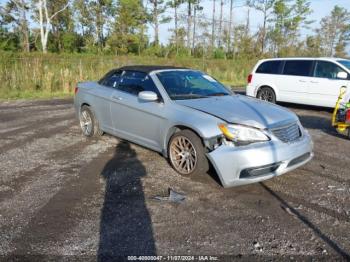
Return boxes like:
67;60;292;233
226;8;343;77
271;122;301;143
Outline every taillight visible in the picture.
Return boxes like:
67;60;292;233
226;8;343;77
247;74;253;84
346;109;350;123
74;86;79;95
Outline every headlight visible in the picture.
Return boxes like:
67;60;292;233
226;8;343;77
218;123;269;143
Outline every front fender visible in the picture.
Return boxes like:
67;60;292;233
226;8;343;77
161;104;224;157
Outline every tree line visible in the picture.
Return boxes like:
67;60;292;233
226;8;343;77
0;0;349;58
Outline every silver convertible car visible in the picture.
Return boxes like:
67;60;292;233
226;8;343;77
74;65;313;187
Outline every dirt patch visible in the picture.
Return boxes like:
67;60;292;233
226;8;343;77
0;98;349;260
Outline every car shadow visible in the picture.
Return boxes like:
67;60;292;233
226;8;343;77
98;141;156;261
261;182;350;260
278;101;333;112
271;102;350;139
298;114;350;140
282;102;349;140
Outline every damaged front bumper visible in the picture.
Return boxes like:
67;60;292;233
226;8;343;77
206;131;313;187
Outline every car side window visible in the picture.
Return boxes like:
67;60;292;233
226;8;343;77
99;70;122;88
256;61;283;74
314;61;347;79
118;71;161;97
283;60;313;77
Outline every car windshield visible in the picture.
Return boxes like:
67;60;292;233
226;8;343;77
338;60;350;70
156;70;232;100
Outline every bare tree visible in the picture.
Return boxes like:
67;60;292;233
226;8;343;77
218;0;223;47
149;0;171;46
35;0;69;53
3;0;31;52
186;0;193;51
168;0;184;54
227;0;233;52
317;5;350;56
247;0;275;53
245;5;250;35
192;0;202;53
211;0;216;49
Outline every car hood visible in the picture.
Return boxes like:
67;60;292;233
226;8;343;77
176;95;298;129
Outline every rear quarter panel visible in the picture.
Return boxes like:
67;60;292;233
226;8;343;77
74;82;113;132
248;73;279;100
74;82;96;115
246;60;279;100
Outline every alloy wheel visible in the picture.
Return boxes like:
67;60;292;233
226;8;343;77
80;110;92;136
259;89;274;102
170;136;197;175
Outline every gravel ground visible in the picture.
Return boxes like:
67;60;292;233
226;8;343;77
0;97;349;261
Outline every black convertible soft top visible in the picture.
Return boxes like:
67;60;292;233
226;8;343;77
118;65;188;73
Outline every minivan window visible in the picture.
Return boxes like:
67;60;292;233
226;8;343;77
283;60;313;77
314;61;347;79
256;61;282;74
337;60;350;70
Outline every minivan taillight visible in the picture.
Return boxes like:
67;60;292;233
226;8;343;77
247;74;253;84
74;86;79;95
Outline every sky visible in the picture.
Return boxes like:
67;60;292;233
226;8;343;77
1;0;349;48
157;0;350;44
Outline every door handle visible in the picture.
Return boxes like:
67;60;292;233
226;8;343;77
299;80;306;83
310;81;319;83
112;95;122;100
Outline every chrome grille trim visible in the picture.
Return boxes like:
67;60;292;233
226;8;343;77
271;122;301;143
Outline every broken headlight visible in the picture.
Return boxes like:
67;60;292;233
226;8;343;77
218;123;270;143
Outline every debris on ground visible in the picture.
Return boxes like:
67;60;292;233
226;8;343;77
253;241;263;252
280;205;297;218
153;188;186;203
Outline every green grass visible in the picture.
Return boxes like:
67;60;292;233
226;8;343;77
0;90;72;101
0;52;256;100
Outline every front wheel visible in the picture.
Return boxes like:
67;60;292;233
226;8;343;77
168;130;209;176
257;87;276;103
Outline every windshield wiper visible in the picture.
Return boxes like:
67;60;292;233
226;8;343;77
170;94;209;100
207;92;229;97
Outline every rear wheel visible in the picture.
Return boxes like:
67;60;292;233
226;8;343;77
257;87;276;103
79;105;103;137
168;130;209;176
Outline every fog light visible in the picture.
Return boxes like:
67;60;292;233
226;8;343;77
240;163;280;179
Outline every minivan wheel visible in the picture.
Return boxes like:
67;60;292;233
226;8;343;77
80;105;103;137
257;87;276;103
168;130;209;176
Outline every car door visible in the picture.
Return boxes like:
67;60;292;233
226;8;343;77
278;60;314;104
110;70;166;151
92;70;122;133
309;61;350;107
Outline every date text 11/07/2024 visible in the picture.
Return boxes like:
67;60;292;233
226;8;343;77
127;256;219;261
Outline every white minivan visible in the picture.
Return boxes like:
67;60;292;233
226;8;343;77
246;58;350;108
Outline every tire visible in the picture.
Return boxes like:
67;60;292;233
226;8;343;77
79;105;103;137
168;129;209;176
257;87;276;103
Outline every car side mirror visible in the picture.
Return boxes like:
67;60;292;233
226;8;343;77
337;71;348;80
138;91;158;102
